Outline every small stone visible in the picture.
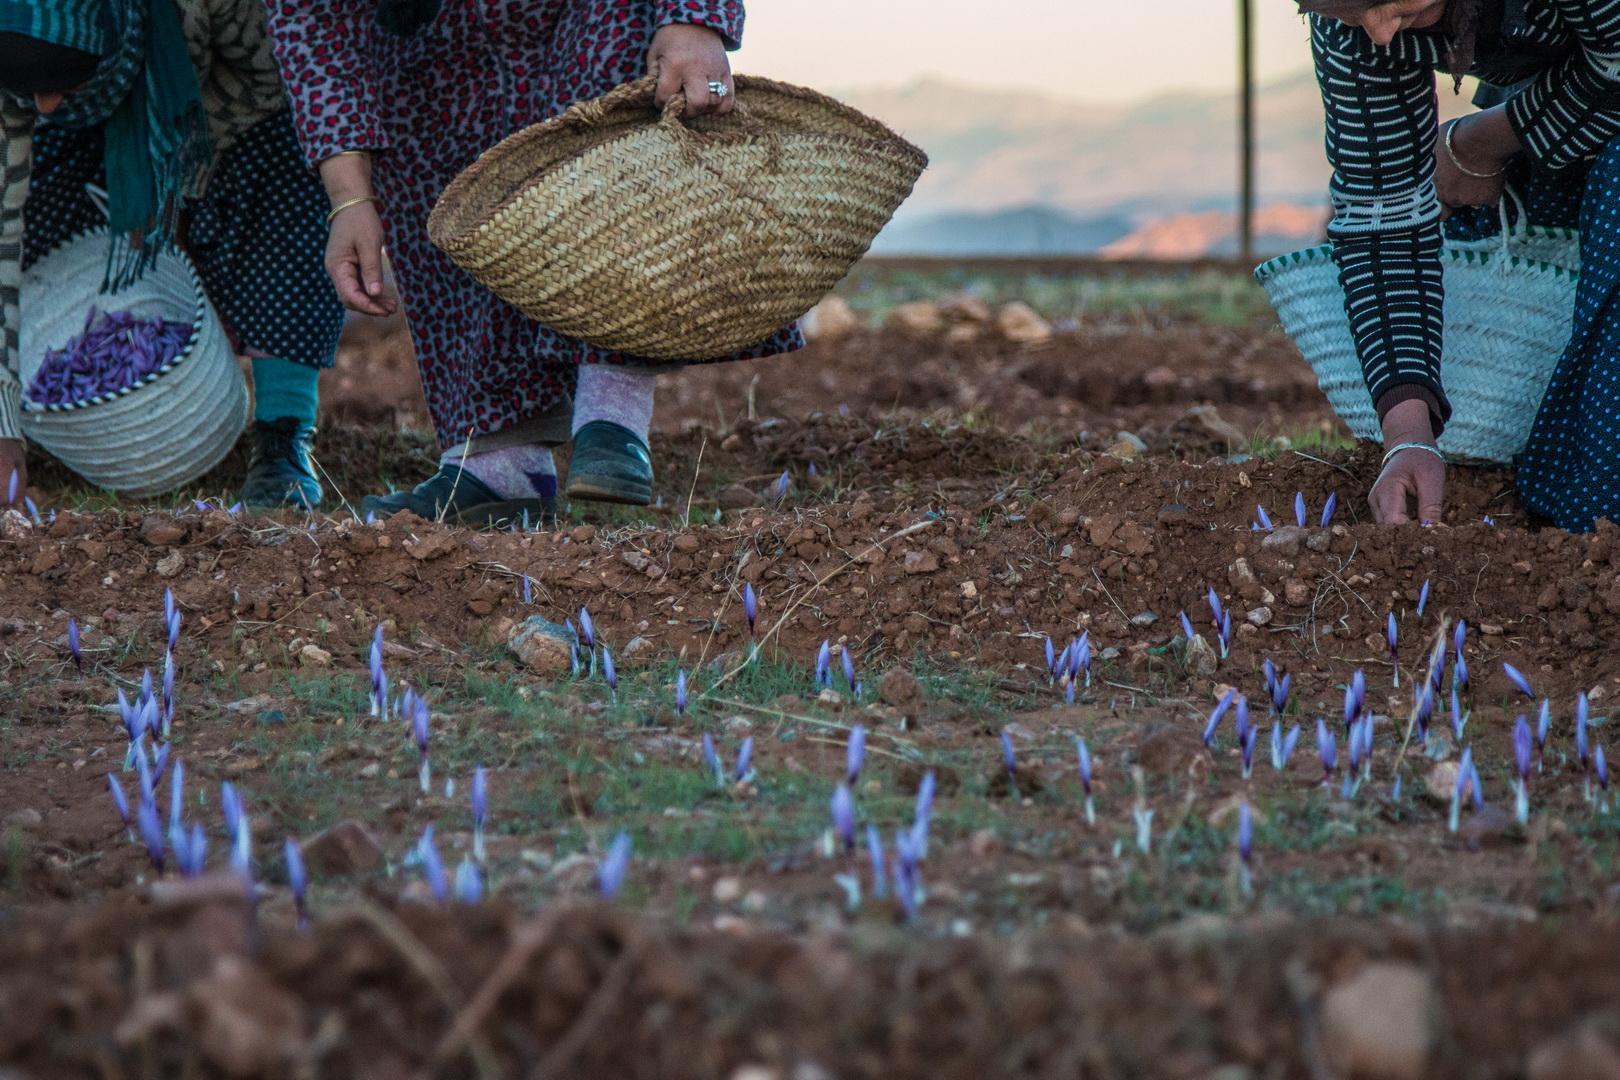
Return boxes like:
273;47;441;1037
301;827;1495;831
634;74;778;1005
1319;963;1438;1080
878;668;923;709
816;689;844;711
886;300;944;336
1424;761;1461;805
1306;530;1333;552
358;763;381;779
139;516;187;546
622;636;654;661
1183;633;1219;677
297;644;332;668
155;551;186;578
801;295;861;341
712;877;744;903
1246;606;1272;627
403;531;456;561
1261;526;1306;555
570;525;596;543
301;820;385;875
673;534;701;554
509;616;577;676
1285;580;1312;606
717;484;757;510
939;294;993;324
1130;611;1159;627
996;301;1053;344
901;550;940;575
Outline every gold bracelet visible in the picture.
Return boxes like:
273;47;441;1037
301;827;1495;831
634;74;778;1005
1444;119;1506;180
326;195;381;224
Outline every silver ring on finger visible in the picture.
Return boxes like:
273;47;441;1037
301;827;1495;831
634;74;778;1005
707;80;729;100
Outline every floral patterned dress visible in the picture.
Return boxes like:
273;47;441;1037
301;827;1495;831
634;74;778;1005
264;1;802;449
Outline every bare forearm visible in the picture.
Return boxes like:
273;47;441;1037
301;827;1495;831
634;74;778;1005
1450;105;1522;174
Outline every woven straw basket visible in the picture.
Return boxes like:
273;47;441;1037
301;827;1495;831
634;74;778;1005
428;76;929;360
1255;218;1579;465
20;229;245;497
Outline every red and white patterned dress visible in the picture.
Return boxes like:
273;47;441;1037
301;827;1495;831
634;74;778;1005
264;1;802;449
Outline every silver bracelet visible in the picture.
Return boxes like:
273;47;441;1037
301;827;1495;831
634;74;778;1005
1382;441;1445;468
1444;119;1506;180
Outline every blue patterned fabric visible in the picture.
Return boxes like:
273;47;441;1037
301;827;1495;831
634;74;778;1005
1447;143;1620;531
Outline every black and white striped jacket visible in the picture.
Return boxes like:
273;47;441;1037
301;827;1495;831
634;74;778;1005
1311;2;1620;433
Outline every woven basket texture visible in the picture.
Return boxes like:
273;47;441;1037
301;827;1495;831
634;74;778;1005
1256;228;1579;465
19;230;246;497
428;75;929;360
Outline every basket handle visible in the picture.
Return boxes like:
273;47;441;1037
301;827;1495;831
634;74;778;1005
557;75;764;141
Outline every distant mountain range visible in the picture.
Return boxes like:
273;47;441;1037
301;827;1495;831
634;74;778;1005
843;71;1476;257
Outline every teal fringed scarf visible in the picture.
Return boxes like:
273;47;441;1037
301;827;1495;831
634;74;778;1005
5;0;212;287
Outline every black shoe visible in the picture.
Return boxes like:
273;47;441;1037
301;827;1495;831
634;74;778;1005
564;421;653;506
360;464;557;529
241;418;322;510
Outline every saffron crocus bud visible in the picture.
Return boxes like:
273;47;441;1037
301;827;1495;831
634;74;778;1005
284;837;309;928
1077;633;1093;687
892;828;922;922
1503;663;1535;700
1235;694;1251;746
1241;724;1257;778
1204;689;1236;748
1321;491;1338;528
138;801;164;875
735;737;754;783
1386;612;1400;687
1294;491;1307;528
847;724;866;784
1219;611;1232;658
742;583;757;635
1262;658;1277;698
1272;722;1301;771
1237;799;1253;865
1449;746;1474;833
455;858;483;904
1576;693;1591;771
1179;612;1196;643
867;824;888;900
815;640;832;688
369;626;387;718
169;757;184;832
4;468;14;504
1536;699;1550;756
1417;578;1431;617
1000;729;1017;777
1043;636;1056;680
161;654;175;736
831;783;856;854
1075;737;1093;796
1255;505;1273;531
67;619;82;672
702;732;723;786
1415;684;1435;745
471;766;488;862
418;826;447;904
578;607;595;651
913;771;936;856
1207;587;1223;626
1272;672;1291;717
221;781;242;839
601;646;617;695
1596;745;1610;794
841;647;856;693
1513;716;1534;825
598;830;632;900
1450;687;1466;740
675;669;688;716
107;773;131;836
1453;654;1470;697
1317;718;1337;779
771;470;791;503
180;823;206;878
412;697;431;794
521;575;533;604
231;812;253;883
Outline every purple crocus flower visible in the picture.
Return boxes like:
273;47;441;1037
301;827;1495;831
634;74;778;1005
230;812;253;882
598;830;632;900
284;837;309;928
675;669;688;716
1043;636;1057;680
180;823;206;878
1237;799;1253;865
369;626;387;718
1348;670;1366;728
1272;672;1292;717
1076;633;1093;687
831;784;856;854
455;858;483;904
601;646;617;696
166;608;181;655
1417;579;1431;617
1386;612;1400;686
913;771;936;856
1321;491;1338;528
735;737;754;783
471;766;488;862
1450;686;1466;740
138;801;165;875
1317;718;1337;779
221;781;242;839
1294;491;1307;528
1272;722;1301;771
1000;729;1017;777
135;739;154;805
841;647;857;693
1255;505;1273;531
1514;716;1533;782
1179;612;1196;643
1453;655;1470;697
1241;724;1258;778
1596;745;1610;794
892;828;921;922
67;619;81;673
418;826;447;904
107;773;131;836
1219;610;1232;659
411;697;431;794
1204;689;1236;747
1503;663;1535;700
867;824;888;899
1469;761;1484;813
1535;699;1550;756
770;470;791;503
5;468;15;505
578;607;595;651
1449;746;1474;833
1576;693;1591;771
1454;618;1467;657
701;731;723;786
742;583;758;635
1235;694;1251;747
1075;737;1093;795
815;640;832;688
161;655;175;736
1207;587;1224;626
168;758;184;832
1414;684;1435;745
1262;658;1277;697
847;724;866;784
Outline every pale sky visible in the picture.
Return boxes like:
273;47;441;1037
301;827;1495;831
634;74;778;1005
734;2;1316;103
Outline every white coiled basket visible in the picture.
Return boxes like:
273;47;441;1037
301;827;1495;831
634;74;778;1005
19;229;246;497
1255;219;1579;465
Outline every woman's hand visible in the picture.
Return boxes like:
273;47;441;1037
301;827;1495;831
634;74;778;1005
318;152;397;317
648;24;735;117
1;438;27;504
1371;398;1446;525
1434;109;1519;213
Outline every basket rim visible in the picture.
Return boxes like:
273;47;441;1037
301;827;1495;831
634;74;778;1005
20;227;211;414
1252;227;1581;284
427;74;930;251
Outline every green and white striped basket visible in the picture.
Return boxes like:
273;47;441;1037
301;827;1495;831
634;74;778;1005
1255;215;1579;465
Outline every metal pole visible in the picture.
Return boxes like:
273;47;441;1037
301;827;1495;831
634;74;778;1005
1238;0;1256;263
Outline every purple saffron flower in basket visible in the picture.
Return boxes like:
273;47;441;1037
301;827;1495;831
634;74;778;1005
1000;729;1017;777
675;669;689;717
735;737;755;783
847;724;866;784
1204;689;1236;748
831;783;856;854
67;619;81;673
1504;663;1535;700
418;826;447;904
1178;612;1197;644
138;801;165;876
599;830;632;900
1317;718;1337;779
867;824;888;900
1294;491;1307;528
1417;578;1431;617
701;731;723;786
471;766;488;862
284;837;309;928
742;583;758;635
107;773;131;837
1255;505;1273;531
1321;491;1338;528
455;857;483;904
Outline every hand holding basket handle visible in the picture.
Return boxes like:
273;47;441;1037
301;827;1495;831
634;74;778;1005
647;24;735;119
